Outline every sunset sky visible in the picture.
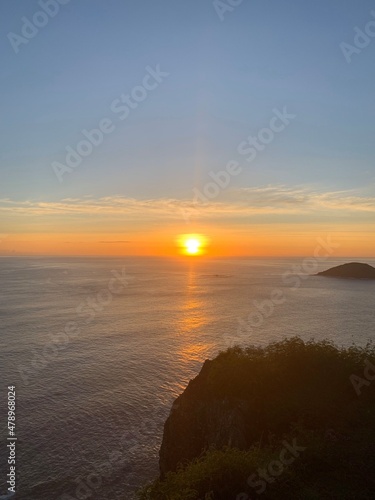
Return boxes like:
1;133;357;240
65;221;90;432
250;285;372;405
1;0;374;256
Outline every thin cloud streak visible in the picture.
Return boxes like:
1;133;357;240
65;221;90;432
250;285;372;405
0;186;374;221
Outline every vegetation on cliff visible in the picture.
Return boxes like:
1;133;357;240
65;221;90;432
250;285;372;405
138;338;375;499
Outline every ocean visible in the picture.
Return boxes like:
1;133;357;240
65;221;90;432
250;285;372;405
0;256;374;499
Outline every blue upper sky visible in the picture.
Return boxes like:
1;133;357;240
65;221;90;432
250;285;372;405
1;0;375;203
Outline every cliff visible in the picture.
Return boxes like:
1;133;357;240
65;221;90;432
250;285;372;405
137;338;375;499
317;262;375;279
159;338;375;476
159;359;249;476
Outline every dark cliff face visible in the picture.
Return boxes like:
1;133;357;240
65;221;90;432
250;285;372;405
317;262;375;279
159;360;249;477
159;339;370;477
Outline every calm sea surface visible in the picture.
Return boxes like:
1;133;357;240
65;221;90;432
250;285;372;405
0;256;374;499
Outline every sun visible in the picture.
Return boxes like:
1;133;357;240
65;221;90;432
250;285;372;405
177;234;207;256
185;238;201;255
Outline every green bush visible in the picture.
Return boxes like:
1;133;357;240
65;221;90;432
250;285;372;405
137;446;275;500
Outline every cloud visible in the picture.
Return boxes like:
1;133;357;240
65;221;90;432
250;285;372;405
0;186;374;223
229;186;375;213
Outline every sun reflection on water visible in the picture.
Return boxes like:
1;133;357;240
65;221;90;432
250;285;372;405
176;265;214;365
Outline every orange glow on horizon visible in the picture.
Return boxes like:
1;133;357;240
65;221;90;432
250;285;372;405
1;225;375;257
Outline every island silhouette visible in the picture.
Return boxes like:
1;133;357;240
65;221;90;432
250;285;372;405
316;262;375;280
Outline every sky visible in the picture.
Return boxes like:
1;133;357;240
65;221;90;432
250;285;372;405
0;0;374;256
